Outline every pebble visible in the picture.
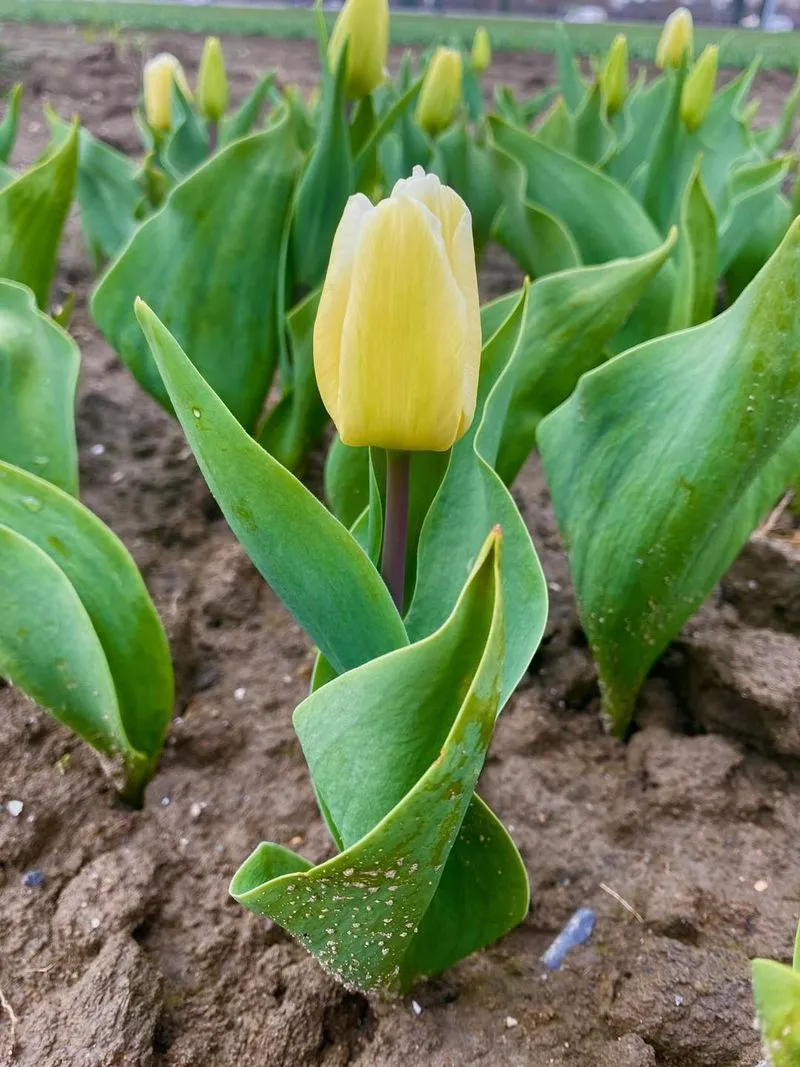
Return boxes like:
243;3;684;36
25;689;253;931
234;687;247;702
754;879;769;893
89;443;106;456
411;1000;423;1016
505;1016;519;1029
6;800;23;817
22;870;46;889
189;802;206;820
541;908;596;970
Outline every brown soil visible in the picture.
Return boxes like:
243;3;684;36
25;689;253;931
1;22;799;1067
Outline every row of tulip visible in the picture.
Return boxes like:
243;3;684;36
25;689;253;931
0;8;799;1026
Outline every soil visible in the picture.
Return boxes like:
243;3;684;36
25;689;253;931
1;21;799;1067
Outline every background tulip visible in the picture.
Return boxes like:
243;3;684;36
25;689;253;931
143;53;191;132
197;37;229;124
655;7;694;70
313;167;481;453
600;34;628;116
416;48;464;137
680;45;719;131
328;0;389;100
471;27;492;74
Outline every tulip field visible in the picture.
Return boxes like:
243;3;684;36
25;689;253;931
1;8;800;1064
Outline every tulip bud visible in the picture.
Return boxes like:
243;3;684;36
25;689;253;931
197;37;229;123
143;53;191;132
471;27;492;73
600;34;628;116
416;47;464;138
680;44;718;131
655;7;694;70
328;0;389;100
314;167;481;452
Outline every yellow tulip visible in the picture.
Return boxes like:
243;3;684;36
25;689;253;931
314;168;481;452
197;37;229;123
471;27;492;74
328;0;389;100
601;34;628;116
655;7;694;70
416;47;463;138
680;44;718;131
143;53;192;132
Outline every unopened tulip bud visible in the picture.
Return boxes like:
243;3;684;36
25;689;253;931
416;47;463;138
471;27;492;73
143;53;191;132
680;44;718;131
601;34;628;116
655;7;694;70
197;37;229;123
314;168;481;451
328;0;389;99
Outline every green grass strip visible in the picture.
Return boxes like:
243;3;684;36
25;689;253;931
2;0;800;70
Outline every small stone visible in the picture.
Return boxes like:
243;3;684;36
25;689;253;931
22;869;46;889
89;444;106;456
90;917;101;930
6;800;23;817
411;1000;423;1016
754;879;769;893
189;802;205;820
233;687;247;702
674;994;683;1007
160;797;170;807
505;1015;519;1028
110;471;125;484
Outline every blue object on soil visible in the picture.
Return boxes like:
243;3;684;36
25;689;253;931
541;907;596;970
22;869;46;889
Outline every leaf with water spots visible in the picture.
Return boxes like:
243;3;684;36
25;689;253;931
538;218;800;736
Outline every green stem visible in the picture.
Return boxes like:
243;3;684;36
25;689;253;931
381;451;410;614
207;119;219;155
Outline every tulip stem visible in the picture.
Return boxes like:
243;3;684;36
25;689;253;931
207;121;218;155
382;451;410;614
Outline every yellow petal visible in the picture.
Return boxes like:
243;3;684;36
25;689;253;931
415;48;463;138
328;0;389;99
313;194;374;425
336;196;467;451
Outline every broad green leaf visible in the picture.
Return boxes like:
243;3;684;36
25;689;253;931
0;280;78;495
405;288;548;705
489;115;675;347
668;160;717;331
45;107;141;270
0;461;173;800
135;300;407;675
0;84;22;164
538;219;800;735
534;95;576;156
522;86;558;124
0;122;78;308
752;959;800;1067
607;74;670;187
163;81;209;179
256;290;327;474
554;22;586;111
290;49;353;290
726;194;792;301
232;532;529;993
432;124;501;254
717;156;790;276
642;64;688;231
92;117;301;433
496;235;676;486
220;73;275;147
354;74;423;179
573;81;616;167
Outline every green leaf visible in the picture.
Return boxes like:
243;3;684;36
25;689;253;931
405;288;548;705
642;64;688;231
534;95;576;156
220;73;275;147
163;80;209;179
231;531;529;993
432;124;501;254
135;300;407;675
353;74;423;178
752;959;800;1067
0;122;78;308
256;290;328;473
497;234;676;486
290;49;353;291
538;219;800;735
606;72;669;187
573;81;616;167
717;156;791;276
0;461;173;800
554;22;586;111
488;115;675;347
755;74;800;156
668;160;717;331
0;83;22;164
725;194;792;301
324;435;371;529
0;280;79;495
92;117;301;433
45;106;141;270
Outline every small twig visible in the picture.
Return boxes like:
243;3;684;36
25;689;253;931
755;491;793;539
599;882;644;923
0;985;18;1063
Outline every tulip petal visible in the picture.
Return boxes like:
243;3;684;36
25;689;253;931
337;196;467;451
313;193;373;424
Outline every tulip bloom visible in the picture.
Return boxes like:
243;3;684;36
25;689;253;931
313;168;481;453
655;7;694;70
471;27;492;73
328;0;389;99
143;53;192;132
601;34;628;116
197;37;229;123
680;45;718;131
416;48;463;138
